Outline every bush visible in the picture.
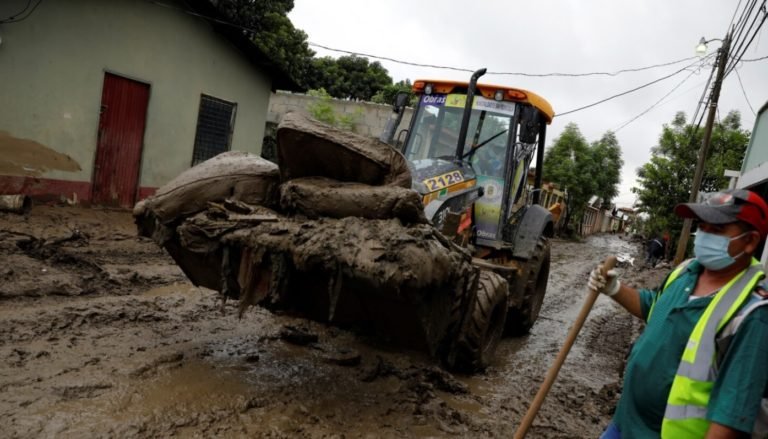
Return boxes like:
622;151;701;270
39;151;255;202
306;88;362;133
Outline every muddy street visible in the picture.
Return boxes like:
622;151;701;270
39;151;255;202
0;207;667;438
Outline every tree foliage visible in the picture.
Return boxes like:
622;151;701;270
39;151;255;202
211;0;314;88
590;131;624;207
371;79;416;106
543;124;593;226
209;1;403;99
306;89;363;132
542;124;623;229
632;110;750;240
305;55;393;101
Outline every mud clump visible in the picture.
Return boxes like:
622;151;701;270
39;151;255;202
135;112;486;368
279;176;427;223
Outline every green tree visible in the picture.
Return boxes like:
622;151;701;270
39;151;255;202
632;110;750;246
372;79;415;106
306;89;363;132
589;131;624;208
211;0;314;88
307;55;392;101
543;123;596;229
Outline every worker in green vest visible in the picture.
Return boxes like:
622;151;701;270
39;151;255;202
590;189;768;438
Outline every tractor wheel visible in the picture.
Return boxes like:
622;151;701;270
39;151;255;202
505;237;551;335
445;270;509;373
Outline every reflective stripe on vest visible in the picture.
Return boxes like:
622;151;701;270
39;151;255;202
661;259;765;438
717;290;768;437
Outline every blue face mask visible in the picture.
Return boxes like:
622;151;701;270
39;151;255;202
693;231;747;270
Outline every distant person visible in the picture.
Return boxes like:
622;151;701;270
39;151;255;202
590;189;768;438
663;230;672;261
645;234;665;267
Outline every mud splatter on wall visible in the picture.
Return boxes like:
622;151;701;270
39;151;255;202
0;131;81;176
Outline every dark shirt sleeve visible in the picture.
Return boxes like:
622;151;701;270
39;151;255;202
708;306;768;433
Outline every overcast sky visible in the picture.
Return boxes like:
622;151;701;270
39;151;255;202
289;0;768;208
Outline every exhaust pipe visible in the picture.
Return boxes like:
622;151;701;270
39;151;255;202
0;195;32;214
455;68;487;161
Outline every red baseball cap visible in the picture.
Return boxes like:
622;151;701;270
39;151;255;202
675;189;768;238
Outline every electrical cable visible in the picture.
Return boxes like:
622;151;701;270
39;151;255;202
0;0;31;23
147;0;704;79
730;0;759;50
309;42;701;78
0;0;42;24
726;10;768;76
689;56;717;129
732;0;755;35
613;56;713;132
730;0;745;30
741;53;768;61
555;57;706;117
144;0;764;121
734;68;757;115
725;0;766;74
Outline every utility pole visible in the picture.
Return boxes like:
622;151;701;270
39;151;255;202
673;33;732;265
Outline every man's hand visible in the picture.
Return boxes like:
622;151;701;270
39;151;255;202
588;265;621;296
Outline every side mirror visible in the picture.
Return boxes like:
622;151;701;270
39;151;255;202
518;106;540;144
393;92;410;111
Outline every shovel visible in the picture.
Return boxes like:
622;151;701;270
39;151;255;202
513;255;617;439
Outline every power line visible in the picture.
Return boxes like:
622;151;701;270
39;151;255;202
725;1;767;74
0;0;31;22
726;16;767;76
145;0;766;119
730;0;759;50
689;57;717;131
555;58;706;117
734;68;757;115
148;1;703;80
0;0;42;24
309;42;700;78
730;0;746;29
613;57;713;132
742;53;768;61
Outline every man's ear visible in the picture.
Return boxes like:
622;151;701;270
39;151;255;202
744;231;762;255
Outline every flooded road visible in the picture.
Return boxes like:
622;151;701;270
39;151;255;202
0;207;666;438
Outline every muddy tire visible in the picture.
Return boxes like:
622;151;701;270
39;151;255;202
445;270;508;373
506;237;550;335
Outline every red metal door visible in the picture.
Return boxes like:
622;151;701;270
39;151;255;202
92;73;150;207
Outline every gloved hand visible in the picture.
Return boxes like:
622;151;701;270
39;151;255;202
588;265;620;296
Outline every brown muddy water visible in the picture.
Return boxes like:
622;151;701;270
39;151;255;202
0;206;667;438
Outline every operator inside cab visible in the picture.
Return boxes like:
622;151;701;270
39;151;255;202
471;139;506;179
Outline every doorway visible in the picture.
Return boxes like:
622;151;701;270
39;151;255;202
92;73;150;207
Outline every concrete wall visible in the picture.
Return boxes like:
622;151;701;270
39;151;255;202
0;0;272;196
268;91;414;139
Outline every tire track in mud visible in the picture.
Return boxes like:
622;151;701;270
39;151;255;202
463;234;664;438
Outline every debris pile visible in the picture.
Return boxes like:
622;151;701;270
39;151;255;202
134;113;488;365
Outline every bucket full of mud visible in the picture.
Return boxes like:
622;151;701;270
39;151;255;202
135;113;508;373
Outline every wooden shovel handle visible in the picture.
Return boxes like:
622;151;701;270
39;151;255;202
513;255;618;439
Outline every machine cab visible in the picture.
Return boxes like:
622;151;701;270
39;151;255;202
400;80;554;245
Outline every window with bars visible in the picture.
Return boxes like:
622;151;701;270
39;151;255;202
191;94;237;166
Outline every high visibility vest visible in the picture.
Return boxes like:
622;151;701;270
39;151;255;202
647;258;765;438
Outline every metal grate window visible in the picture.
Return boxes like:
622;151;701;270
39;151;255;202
191;94;237;166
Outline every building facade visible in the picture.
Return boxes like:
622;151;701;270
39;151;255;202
738;100;768;265
0;0;290;207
